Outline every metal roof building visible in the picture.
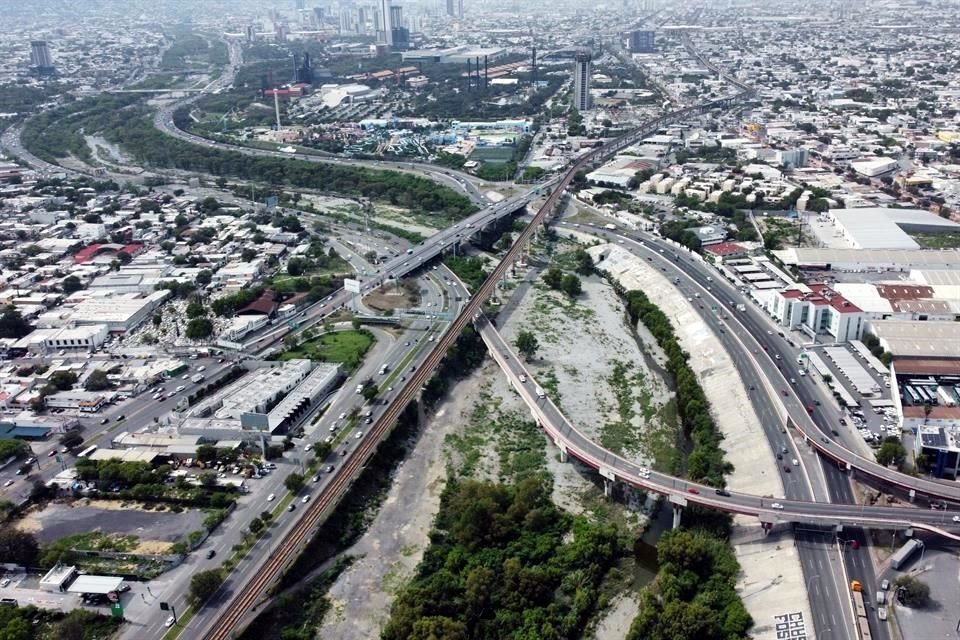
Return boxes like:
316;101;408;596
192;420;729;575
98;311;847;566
871;319;960;358
774;247;960;272
66;575;124;595
829;207;960;250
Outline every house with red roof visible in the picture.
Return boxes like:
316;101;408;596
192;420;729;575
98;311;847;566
769;282;865;341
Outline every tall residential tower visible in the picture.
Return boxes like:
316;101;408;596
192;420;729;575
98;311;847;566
572;51;592;112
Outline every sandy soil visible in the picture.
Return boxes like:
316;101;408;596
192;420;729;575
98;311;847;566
591;593;641;640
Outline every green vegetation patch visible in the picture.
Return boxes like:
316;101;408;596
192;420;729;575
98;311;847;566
382;477;624;640
0;606;121;640
911;231;960;249
627;529;752;640
276;329;374;369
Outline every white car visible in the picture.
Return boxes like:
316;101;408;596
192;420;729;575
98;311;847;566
355;431;363;439
518;374;526;383
953;515;960;523
771;502;784;510
164;616;176;628
267;493;276;502
302;495;310;503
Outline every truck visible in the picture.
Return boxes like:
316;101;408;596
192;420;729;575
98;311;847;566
604;223;617;230
191;373;205;384
890;538;923;570
850;581;874;640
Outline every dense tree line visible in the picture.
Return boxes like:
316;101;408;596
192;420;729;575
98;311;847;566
21;96;477;221
422;325;488;406
382;477;622;640
627;529;752;640
623;289;733;486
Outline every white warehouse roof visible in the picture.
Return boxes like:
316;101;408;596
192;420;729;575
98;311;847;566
830;207;960;250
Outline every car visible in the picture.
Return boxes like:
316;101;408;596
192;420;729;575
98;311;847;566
287;503;296;512
687;487;699;494
313;474;322;483
164;616;176;628
365;417;373;424
304;444;313;452
953;516;960;523
329;424;337;433
783;465;791;473
267;493;276;501
340;449;348;457
47;450;55;457
518;374;526;383
782;389;788;396
325;465;334;473
100;418;109;425
339;412;346;420
776;453;783;460
771;502;784;510
116;415;125;422
715;488;730;497
206;549;216;559
355;431;363;439
881;579;890;591
302;495;310;503
789;378;796;385
774;354;781;360
0;579;9;588
839;418;847;425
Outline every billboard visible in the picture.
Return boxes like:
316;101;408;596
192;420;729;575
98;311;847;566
344;278;361;294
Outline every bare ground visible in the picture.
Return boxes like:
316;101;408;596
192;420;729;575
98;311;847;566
317;361;497;639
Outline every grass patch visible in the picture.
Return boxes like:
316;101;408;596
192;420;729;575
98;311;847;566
276;329;374;370
912;232;960;249
48;531;139;553
640;397;683;474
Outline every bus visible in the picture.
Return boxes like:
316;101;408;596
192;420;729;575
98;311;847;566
77;445;98;459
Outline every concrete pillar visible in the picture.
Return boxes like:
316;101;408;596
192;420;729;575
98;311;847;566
559;449;568;463
603;479;612;498
672;504;683;530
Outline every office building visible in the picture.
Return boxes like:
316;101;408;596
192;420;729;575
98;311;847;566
572;51;592;112
30;41;54;74
628;30;656;53
446;0;463;17
378;0;394;46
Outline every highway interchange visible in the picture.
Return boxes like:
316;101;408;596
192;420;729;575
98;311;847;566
5;32;959;640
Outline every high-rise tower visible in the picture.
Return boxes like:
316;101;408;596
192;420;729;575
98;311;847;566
572;51;592;112
30;41;54;74
378;0;394;46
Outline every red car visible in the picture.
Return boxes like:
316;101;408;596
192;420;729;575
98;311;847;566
805;405;814;413
783;465;791;473
687;487;699;495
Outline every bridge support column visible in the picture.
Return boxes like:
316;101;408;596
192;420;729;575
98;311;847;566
672;504;683;530
603;479;613;498
559;449;568;463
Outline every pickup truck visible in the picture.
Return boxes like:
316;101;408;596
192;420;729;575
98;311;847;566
191;373;205;384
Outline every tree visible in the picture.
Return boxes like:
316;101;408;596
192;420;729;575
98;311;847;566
249;518;265;535
83;369;112;391
59;431;83;449
241;248;257;262
821;374;832;384
0;306;31;339
189;569;225;606
186;317;214;339
572;248;593;275
542;268;564;290
61;275;83;294
876;438;906;469
284;472;306;494
186;296;207;318
196;444;217;464
49;371;78;391
196;270;213;287
894;575;930;607
287;257;308;276
0;527;39;565
560;274;582;297
515;329;539;361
